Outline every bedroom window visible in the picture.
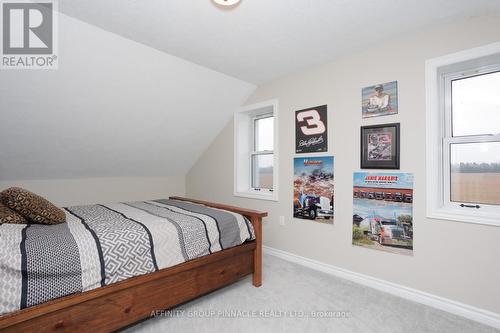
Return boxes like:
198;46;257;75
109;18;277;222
234;100;279;201
252;114;274;190
426;42;500;226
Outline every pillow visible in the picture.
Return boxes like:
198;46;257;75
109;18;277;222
0;203;28;224
0;187;66;225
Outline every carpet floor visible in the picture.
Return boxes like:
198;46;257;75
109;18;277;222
123;254;498;333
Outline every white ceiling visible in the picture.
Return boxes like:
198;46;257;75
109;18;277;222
59;0;500;84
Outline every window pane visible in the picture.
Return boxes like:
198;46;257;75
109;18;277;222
450;142;500;205
255;116;274;151
252;154;273;189
452;71;500;137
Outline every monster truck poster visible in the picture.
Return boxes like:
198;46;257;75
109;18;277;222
295;105;328;153
293;156;334;224
352;172;413;256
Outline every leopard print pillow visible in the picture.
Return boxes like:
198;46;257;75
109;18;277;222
0;187;66;225
0;203;28;224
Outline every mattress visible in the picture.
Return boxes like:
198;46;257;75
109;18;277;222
0;199;254;315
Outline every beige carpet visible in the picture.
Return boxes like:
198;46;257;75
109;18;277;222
123;254;498;333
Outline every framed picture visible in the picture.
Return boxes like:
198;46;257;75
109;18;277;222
361;123;400;169
295;105;328;153
362;81;398;118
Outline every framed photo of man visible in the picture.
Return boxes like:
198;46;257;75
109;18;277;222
361;123;400;169
362;81;398;118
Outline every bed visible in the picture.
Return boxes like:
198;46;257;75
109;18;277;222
0;196;266;332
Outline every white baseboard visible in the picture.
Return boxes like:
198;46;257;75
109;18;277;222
263;246;500;330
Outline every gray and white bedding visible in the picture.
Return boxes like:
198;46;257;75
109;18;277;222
0;199;254;315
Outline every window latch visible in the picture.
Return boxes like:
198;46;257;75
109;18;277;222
460;204;480;209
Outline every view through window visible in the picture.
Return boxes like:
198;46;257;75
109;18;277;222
251;115;274;190
449;70;500;206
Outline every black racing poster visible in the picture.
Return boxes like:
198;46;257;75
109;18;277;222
295;105;328;153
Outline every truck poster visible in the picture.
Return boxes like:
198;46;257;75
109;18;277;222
352;172;413;256
293;156;334;224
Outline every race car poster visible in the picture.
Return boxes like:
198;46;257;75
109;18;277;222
293;156;334;224
362;81;398;118
352;172;413;256
295;105;328;153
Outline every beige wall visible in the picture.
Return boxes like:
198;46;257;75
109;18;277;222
0;177;185;207
187;15;500;314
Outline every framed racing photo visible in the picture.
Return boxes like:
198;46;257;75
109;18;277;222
360;123;400;169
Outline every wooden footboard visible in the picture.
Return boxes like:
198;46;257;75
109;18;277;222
169;196;266;287
0;197;267;333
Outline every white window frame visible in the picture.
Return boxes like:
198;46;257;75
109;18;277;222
426;42;500;226
234;99;279;201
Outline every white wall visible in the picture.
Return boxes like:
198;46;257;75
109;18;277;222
187;14;500;315
0;10;254;205
0;11;254;181
0;177;184;207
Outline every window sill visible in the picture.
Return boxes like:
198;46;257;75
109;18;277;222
233;191;278;202
427;207;500;227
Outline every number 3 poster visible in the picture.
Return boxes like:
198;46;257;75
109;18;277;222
295;105;328;153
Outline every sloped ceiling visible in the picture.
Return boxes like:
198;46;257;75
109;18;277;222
58;0;500;84
0;13;254;181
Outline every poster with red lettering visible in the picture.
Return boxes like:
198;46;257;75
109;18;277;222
352;172;413;256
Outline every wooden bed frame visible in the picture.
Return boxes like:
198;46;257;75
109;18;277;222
0;196;266;333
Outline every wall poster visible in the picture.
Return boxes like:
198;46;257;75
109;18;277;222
352;172;413;256
362;81;398;118
293;156;334;224
295;105;328;153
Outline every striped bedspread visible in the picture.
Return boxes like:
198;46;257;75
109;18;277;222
0;199;254;315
